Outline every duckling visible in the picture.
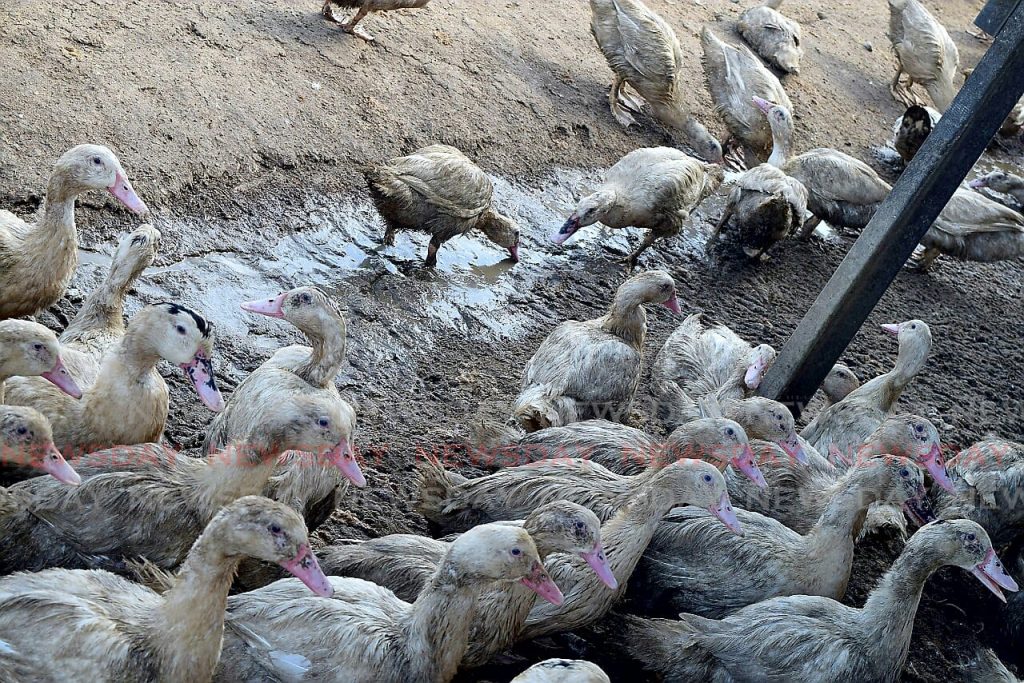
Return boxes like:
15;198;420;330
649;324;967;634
888;0;960;112
737;0;803;74
706;163;808;258
893;105;940;164
4;303;224;452
417;419;756;533
0;406;80;485
552;148;723;270
0;497;332;683
913;188;1024;270
513;659;610;683
608;520;1016;682
652;313;776;430
512;271;680;433
589;0;724;163
0;320;81;403
628;455;933;618
0;392;353;575
0;145;148;320
970;169;1024;210
802;320;931;460
701;27;793;166
365;145;520;267
321;0;430;42
214;524;563;683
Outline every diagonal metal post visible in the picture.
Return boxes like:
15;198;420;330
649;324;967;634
758;0;1024;417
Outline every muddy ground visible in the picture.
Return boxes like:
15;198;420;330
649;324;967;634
3;0;1024;680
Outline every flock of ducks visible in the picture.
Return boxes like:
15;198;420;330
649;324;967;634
0;0;1023;682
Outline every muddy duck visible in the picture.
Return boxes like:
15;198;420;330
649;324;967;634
0;496;331;683
962;68;1024;138
608;519;1016;682
737;0;802;74
0;320;81;403
821;362;860;407
802;320;931;459
417;422;751;532
652;313;776;430
552;148;723;270
321;0;430;42
0;406;80;485
913;187;1024;270
512;659;610;683
310;501;613;667
629;455;932;619
4;302;223;453
731;414;952;536
0;144;147;320
205;286;360;533
214;524;563;683
512;270;680;433
971;169;1024;209
0;392;355;575
893;105;940;164
756;96;892;236
706;162;808;258
701;27;792;166
365;144;519;267
589;0;723;163
888;0;960;112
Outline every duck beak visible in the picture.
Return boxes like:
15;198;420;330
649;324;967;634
240;293;287;319
40;446;81;486
180;352;224;412
41;357;83;399
508;244;520;263
325;438;366;488
779;432;808;465
107;170;148;215
279;544;334;597
969;178;988;189
580;543;618;590
732;444;767;489
708;492;743;535
744;357;768;390
920;443;955;493
970;548;1019;602
901;493;936;526
753;95;773;115
661;294;682;314
880;323;901;337
551;215;581;245
520;561;565;606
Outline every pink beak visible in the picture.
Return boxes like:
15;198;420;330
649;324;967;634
732;444;767;489
241;293;287;319
708;492;743;535
107;170;148;215
881;323;901;337
970;548;1019;602
325;438;366;488
41;357;82;399
551;215;581;245
179;352;224;412
520;561;565;606
753;95;773;115
744;357;768;390
969;177;987;189
40;446;81;486
580;543;618;589
279;544;334;597
661;295;682;315
779;433;808;465
920;443;955;493
508;244;520;263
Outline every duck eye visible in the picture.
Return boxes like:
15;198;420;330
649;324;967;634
726;428;735;437
32;343;44;352
91;156;102;165
511;548;521;556
175;325;187;335
900;468;909;477
15;426;27;436
300;293;312;303
317;418;330;428
703;473;713;483
574;520;585;530
967;533;976;541
269;523;282;534
915;424;924;433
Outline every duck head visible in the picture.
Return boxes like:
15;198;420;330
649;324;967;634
448;524;565;605
0;320;82;399
526;500;617;589
55;144;148;214
0;406;80;485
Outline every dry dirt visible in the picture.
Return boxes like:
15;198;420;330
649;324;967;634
2;0;1023;681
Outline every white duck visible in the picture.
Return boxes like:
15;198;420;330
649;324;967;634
737;0;803;74
888;0;960;112
913;187;1024;270
0;320;81;403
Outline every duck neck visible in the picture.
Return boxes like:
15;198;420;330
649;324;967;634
65;255;143;340
886;338;929;403
106;323;162;381
807;463;886;547
766;122;792;169
21;173;80;287
602;478;679;584
404;566;482;683
293;321;346;388
601;293;648;351
186;443;280;524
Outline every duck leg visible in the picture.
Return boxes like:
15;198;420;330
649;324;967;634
609;77;638;128
623;230;660;271
617;84;646;113
908;246;941;271
706;205;733;251
341;7;375;42
796;215;821;241
321;0;339;22
424;235;445;267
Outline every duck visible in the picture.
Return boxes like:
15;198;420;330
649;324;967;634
0;144;148;320
628;455;933;619
0;405;80;485
962;68;1024;136
205;286;360;533
364;144;520;267
551;148;723;270
651;313;776;430
701;27;793;167
730;414;953;535
512;659;610;683
0;392;355;575
589;0;724;163
606;519;1016;682
737;0;803;75
912;187;1024;270
755;96;892;236
321;0;430;42
417;419;753;533
0;496;332;683
706;162;808;258
892;105;940;164
801;320;931;459
301;501;613;667
511;270;680;433
214;524;563;683
4;302;224;453
821;362;861;407
0;320;81;403
888;0;960;112
970;169;1024;210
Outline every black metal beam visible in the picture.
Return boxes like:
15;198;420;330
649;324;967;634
758;0;1024;417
